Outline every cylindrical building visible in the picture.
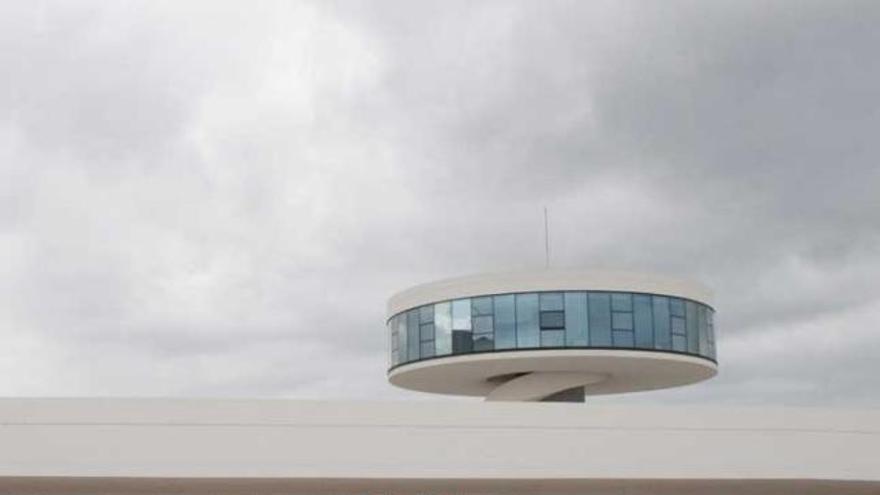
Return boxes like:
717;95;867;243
386;270;717;401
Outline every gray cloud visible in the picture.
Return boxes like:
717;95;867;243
0;0;877;405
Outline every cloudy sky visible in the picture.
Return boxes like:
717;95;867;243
0;0;878;406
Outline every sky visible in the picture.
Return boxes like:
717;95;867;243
0;0;878;406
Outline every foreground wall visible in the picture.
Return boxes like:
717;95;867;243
0;399;877;491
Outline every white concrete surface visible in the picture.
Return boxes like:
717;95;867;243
389;349;717;397
485;371;604;401
0;399;877;482
1;477;878;495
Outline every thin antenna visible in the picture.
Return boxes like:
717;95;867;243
543;206;550;269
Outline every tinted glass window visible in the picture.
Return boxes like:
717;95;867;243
671;316;685;335
420;341;435;358
494;295;516;350
420;322;434;341
452;330;472;354
434;302;452;356
611;293;632;312
419;305;434;323
588;292;612;346
564;292;588;346
652;296;671;350
707;309;716;359
473;315;494;333
541;330;565;347
670;299;685;317
633;294;653;348
539;292;564;311
397;314;408;362
473;333;494;352
540;310;565;329
389;319;399;366
672;333;686;352
698;305;710;357
407;309;420;360
613;330;634;348
389;291;716;368
390;317;398;350
452;299;472;330
707;310;715;343
472;296;493;316
708;309;717;360
686;301;699;354
516;293;540;348
390;318;398;345
612;312;633;330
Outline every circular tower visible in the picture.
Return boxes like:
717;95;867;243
386;270;717;402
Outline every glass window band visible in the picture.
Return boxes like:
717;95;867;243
388;290;716;369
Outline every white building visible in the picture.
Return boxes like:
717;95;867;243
0;271;877;494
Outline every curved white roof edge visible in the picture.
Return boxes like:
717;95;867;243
388;349;717;397
388;269;714;318
0;399;876;482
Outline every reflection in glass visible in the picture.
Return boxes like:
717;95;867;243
472;296;493;316
539;311;565;329
672;333;686;351
611;293;632;312
541;330;565;347
419;305;434;323
516;293;539;348
397;315;408;363
473;315;494;333
452;330;473;354
420;341;434;358
407;310;420;361
670;299;685;318
473;333;494;352
420;322;434;341
633;294;653;348
652;296;671;350
612;312;633;330
698;305;709;357
686;301;698;354
671;316;685;336
564;292;588;346
707;310;716;360
613;330;634;347
389;291;717;367
539;292;564;311
494;295;516;349
434;302;452;356
389;320;399;366
588;292;612;346
452;299;472;330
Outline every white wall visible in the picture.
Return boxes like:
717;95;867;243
0;399;877;481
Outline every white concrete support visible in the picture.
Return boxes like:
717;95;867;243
389;349;716;397
485;372;605;401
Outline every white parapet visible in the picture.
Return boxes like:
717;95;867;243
387;269;714;319
0;398;877;489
